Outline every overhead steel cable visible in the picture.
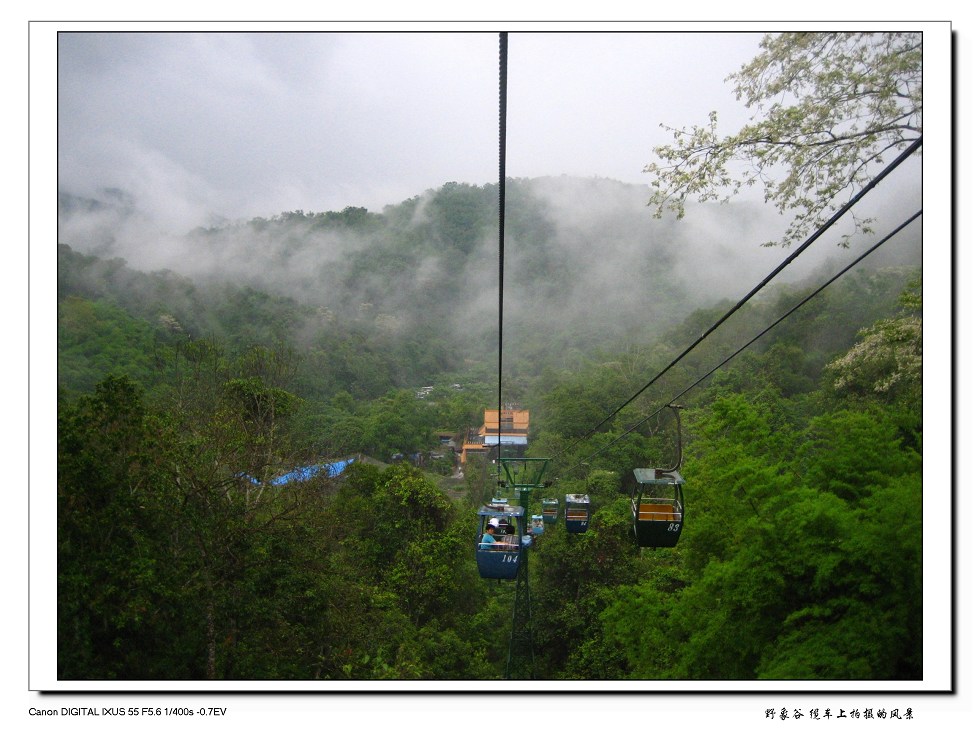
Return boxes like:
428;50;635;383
556;208;923;478
496;32;508;469
551;135;923;464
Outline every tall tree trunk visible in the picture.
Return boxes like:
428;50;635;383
206;601;217;680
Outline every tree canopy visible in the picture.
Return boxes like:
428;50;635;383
646;32;922;247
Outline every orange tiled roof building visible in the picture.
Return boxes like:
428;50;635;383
460;408;529;464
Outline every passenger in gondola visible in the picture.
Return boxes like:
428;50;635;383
498;519;514;535
481;524;498;548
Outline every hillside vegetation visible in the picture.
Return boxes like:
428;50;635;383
56;177;923;681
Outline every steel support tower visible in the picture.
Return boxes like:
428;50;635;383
500;458;549;680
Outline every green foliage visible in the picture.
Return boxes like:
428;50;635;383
797;408;917;501
58;296;161;396
58;369;494;680
599;391;921;680
56;168;924;682
58;376;195;678
529;498;640;679
825;277;922;406
306;461;495;678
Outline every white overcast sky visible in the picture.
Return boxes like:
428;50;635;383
56;30;769;229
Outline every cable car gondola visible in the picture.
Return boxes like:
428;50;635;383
541;498;559;524
476;503;525;580
631;468;685;547
564;494;591;534
530;514;544;535
631;404;686;547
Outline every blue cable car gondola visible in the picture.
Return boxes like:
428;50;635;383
476;503;525;580
530;514;544;535
631;468;685;547
564;494;591;534
541;498;558;524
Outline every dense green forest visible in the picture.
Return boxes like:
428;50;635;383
56;177;922;681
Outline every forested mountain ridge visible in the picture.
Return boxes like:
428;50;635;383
58;175;920;394
56;175;923;682
61;178;700;363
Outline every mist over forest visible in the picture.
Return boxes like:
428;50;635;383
58;174;921;379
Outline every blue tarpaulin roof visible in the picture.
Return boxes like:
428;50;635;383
240;458;356;486
271;458;356;485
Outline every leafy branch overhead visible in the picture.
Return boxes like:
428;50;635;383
646;32;922;247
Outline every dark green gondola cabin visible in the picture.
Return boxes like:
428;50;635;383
631;468;685;548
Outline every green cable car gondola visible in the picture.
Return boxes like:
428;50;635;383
631;468;685;547
631;404;686;548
